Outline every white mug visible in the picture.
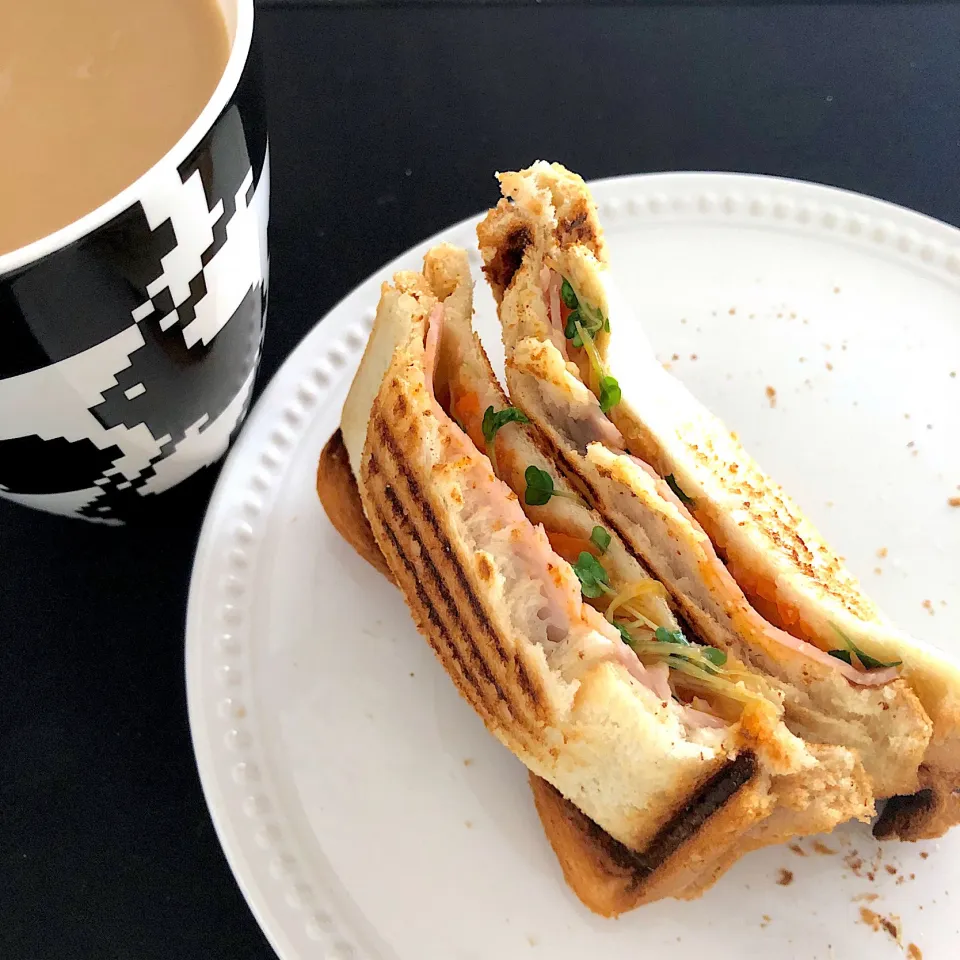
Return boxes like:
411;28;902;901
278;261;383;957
0;0;268;523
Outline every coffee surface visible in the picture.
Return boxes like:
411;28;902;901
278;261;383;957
0;0;229;256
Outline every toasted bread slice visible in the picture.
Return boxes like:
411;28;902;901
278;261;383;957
325;244;873;909
318;426;872;915
477;163;952;834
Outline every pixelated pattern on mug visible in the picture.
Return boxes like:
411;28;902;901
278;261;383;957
0;96;269;523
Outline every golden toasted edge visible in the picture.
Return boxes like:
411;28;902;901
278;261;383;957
477;161;606;302
317;429;395;584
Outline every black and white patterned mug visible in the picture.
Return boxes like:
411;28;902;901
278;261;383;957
0;0;267;523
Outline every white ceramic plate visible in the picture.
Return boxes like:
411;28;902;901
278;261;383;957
187;173;960;960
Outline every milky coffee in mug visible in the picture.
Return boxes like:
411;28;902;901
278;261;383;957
0;0;230;256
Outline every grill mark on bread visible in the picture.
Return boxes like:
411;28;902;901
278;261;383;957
377;475;501;695
636;752;758;875
583;753;758;884
368;496;542;755
873;781;946;841
376;417;511;667
366;466;541;751
513;657;541;712
380;471;546;727
556;202;596;247
371;414;548;729
369;495;490;719
534;753;758;891
379;482;504;699
484;224;533;293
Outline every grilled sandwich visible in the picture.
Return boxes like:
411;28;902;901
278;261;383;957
321;244;874;914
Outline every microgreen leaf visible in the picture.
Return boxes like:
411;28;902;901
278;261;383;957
614;620;634;646
830;625;902;670
599;375;621;413
560;278;578;309
590;526;611;554
572;551;609;599
564;311;583;347
523;465;555;506
481;405;529;445
665;473;695;506
855;650;902;670
654;626;689;646
702;647;728;667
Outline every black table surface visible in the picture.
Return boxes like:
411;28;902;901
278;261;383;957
4;2;960;957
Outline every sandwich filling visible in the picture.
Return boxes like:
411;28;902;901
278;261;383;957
537;267;900;689
426;301;778;733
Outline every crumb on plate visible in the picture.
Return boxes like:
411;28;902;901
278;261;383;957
858;907;901;945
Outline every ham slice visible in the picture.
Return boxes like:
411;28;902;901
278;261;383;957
541;266;569;359
763;627;900;686
681;704;729;730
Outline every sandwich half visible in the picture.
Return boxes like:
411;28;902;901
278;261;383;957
326;243;873;913
477;161;959;841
